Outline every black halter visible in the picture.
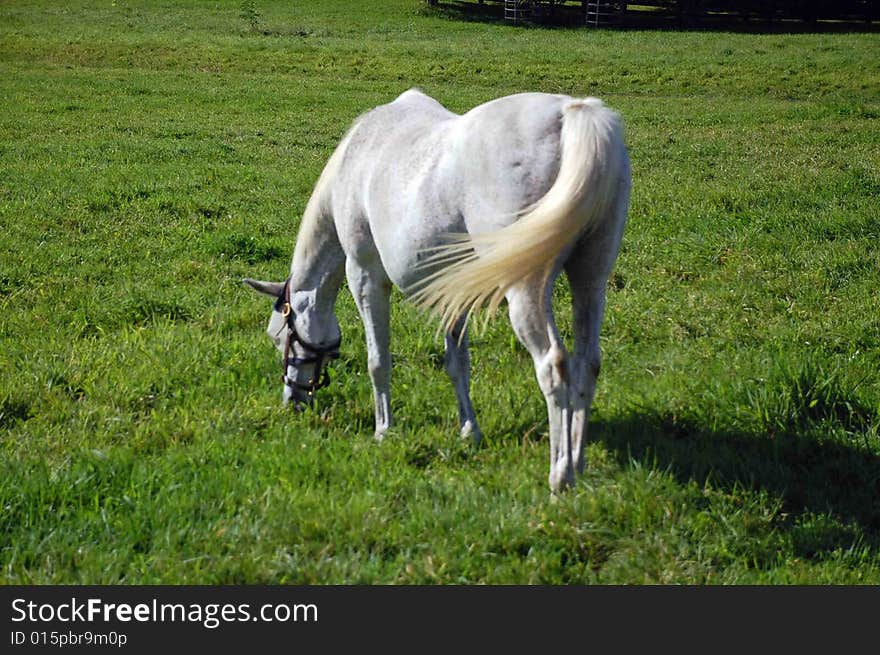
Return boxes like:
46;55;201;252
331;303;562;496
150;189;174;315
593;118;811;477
274;279;341;397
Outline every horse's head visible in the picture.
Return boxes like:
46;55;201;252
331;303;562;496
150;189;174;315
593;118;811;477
244;277;341;410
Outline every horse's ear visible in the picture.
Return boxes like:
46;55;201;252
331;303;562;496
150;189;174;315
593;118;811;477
243;278;285;298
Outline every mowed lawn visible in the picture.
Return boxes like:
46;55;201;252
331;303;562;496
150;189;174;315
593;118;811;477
1;0;878;583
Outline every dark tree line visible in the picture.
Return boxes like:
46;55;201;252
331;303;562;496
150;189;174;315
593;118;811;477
434;0;879;23
665;0;877;21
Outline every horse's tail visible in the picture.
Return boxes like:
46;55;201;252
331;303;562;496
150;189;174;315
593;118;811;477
410;97;627;332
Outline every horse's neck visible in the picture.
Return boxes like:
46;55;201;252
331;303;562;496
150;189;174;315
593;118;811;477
288;212;345;343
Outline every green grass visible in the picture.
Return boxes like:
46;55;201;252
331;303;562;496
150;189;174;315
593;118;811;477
1;0;879;583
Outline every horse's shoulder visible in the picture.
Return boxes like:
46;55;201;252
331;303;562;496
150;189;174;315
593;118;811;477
368;88;456;124
394;87;431;103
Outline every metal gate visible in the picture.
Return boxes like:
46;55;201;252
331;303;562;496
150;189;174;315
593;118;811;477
584;0;618;26
504;0;531;23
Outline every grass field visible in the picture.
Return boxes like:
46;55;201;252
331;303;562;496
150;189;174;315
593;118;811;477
1;0;879;584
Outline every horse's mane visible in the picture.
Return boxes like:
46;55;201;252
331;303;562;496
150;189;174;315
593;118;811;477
293;117;363;257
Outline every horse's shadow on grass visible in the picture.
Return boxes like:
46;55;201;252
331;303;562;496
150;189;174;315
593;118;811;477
585;410;880;548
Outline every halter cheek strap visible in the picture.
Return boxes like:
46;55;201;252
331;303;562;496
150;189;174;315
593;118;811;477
275;280;342;396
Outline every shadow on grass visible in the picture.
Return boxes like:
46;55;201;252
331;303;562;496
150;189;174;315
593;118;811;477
588;409;880;549
425;1;880;33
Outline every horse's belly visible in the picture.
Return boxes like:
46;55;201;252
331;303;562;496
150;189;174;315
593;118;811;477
357;155;464;293
369;198;462;293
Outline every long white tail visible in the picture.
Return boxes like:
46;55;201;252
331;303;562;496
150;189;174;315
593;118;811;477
410;98;627;331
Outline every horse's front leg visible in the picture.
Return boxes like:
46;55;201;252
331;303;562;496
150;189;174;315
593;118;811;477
507;282;574;493
444;316;482;444
346;259;393;440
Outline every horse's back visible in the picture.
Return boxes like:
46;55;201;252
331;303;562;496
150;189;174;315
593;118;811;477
331;90;581;289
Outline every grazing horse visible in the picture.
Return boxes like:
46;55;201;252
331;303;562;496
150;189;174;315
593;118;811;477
245;89;630;492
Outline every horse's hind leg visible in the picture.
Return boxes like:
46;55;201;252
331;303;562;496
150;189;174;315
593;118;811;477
565;199;628;474
345;258;393;440
507;278;574;493
444;317;482;444
566;281;606;475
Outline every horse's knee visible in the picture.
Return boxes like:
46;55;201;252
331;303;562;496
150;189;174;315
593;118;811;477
367;352;388;380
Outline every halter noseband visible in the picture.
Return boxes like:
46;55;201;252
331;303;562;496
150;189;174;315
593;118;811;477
274;280;341;397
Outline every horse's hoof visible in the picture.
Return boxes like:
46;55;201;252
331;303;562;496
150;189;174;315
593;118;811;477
460;421;482;446
549;462;575;494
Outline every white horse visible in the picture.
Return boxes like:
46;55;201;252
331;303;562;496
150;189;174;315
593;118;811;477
245;89;630;492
